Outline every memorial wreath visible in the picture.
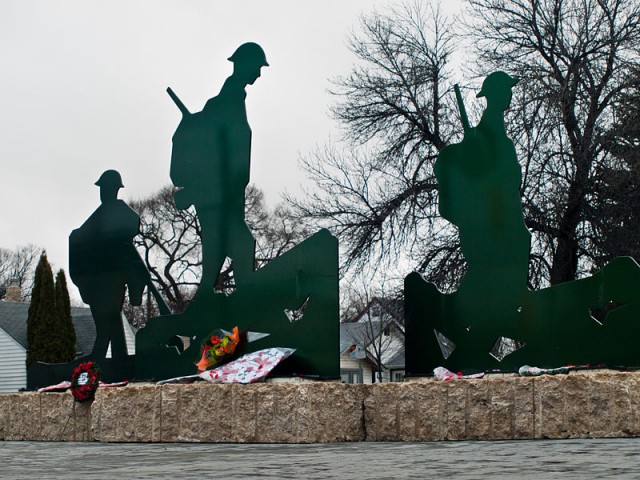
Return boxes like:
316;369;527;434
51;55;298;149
70;361;100;402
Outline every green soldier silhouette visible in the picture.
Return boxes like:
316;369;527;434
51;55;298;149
435;72;531;296
137;43;340;382
407;71;640;375
69;170;148;360
170;42;269;293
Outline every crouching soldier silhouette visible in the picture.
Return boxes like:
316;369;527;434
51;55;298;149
69;170;148;361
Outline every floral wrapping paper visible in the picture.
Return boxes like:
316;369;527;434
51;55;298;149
199;347;295;384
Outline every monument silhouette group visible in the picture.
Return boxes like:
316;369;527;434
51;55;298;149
25;44;640;389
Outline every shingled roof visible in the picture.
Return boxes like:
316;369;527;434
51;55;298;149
340;321;384;354
0;301;96;356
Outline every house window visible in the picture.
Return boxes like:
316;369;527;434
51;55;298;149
391;370;405;382
341;369;363;384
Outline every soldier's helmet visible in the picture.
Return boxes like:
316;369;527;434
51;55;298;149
95;169;124;188
228;42;269;67
477;71;519;98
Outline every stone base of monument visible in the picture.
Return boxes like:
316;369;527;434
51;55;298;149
3;371;640;442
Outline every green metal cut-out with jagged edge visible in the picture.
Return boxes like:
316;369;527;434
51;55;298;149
28;43;339;389
406;72;640;375
136;43;339;381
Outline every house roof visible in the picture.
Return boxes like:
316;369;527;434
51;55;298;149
386;350;405;369
0;301;96;356
343;296;405;326
340;321;374;354
340;320;401;354
340;321;405;371
339;322;377;369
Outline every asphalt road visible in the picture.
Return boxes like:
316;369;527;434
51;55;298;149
2;438;639;479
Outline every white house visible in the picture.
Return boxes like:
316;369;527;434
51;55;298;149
340;322;377;383
0;301;135;393
340;298;405;383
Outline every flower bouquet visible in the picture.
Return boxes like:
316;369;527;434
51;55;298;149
195;326;242;372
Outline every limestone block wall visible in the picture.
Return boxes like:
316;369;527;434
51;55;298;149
2;371;640;443
364;372;640;441
0;391;91;442
91;383;367;443
0;382;367;443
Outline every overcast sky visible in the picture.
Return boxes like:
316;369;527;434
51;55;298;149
1;0;463;300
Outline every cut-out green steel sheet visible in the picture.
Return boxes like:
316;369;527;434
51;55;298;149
136;43;339;381
136;229;339;380
406;72;640;375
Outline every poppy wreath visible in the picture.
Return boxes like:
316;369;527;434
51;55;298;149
70;362;100;403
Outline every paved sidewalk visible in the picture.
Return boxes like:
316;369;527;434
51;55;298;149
2;438;639;479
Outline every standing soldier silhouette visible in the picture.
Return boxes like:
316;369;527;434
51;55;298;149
435;72;531;296
407;72;640;374
69;170;148;360
169;42;268;293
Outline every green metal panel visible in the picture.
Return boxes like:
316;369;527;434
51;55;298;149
406;72;640;374
27;43;340;388
136;229;339;380
136;43;339;381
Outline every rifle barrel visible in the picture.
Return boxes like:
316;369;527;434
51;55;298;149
454;84;470;133
166;87;191;116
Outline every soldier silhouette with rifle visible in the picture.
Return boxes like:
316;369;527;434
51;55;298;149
435;72;531;296
168;42;268;294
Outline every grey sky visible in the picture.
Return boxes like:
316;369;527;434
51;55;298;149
1;0;462;300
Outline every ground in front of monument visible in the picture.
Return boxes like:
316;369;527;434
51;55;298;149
2;438;639;479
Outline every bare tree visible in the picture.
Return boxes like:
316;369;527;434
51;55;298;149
594;70;640;262
467;0;640;285
130;186;201;315
291;0;640;292
248;187;313;266
0;244;40;302
288;1;461;289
